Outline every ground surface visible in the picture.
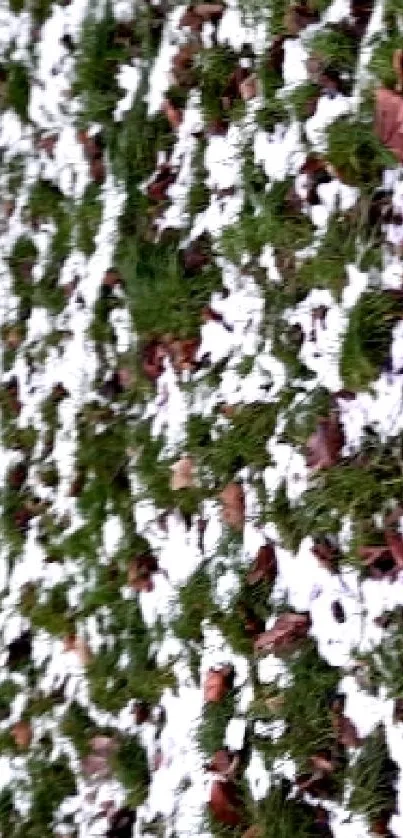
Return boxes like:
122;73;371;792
1;0;403;836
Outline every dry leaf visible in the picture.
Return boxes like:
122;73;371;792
393;48;403;92
239;74;258;101
141;339;166;381
204;665;234;703
284;3;319;35
219;482;245;531
375;88;403;164
247;542;277;585
89;736;118;758
11;720;32;749
209;780;242;828
162;99;182;129
254;611;310;655
106;807;135;838
170;455;195;491
332;713;361;748
81;753;110;779
305;412;344;470
312;538;340;573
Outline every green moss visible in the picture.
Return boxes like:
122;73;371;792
112;735;150;804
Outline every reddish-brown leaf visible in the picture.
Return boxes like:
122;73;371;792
204;665;234;703
374;88;403;164
11;720;32;749
170;456;195;491
254;611;310;655
332;713;361;748
209;780;242;828
219;482;245;531
305;413;344;469
247;542;277;585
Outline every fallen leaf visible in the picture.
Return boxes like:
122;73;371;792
312;538;340;573
239;74;258;101
219;482;245;531
393;48;403;92
332;712;361;748
89;736;118;758
305;412;344;470
106;807;135;838
204;665;234;703
284;3;319;35
209;780;242;828
141;339;166;381
374;87;403;163
170;455;195;491
247;542;277;585
162;99;182;129
254;611;311;655
82;753;110;779
11;720;32;749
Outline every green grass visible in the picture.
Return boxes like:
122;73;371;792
326;116;397;188
5;62;30;121
111;735;150;805
341;291;402;391
75;182;103;255
349;726;397;823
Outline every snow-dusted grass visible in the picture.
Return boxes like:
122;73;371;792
2;0;403;836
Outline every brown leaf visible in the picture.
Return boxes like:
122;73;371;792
247;542;277;585
312;538;340;572
219;482;245;531
393;48;403;93
141;339;166;381
206;749;233;775
162;99;183;130
167;337;200;372
209;780;242;828
182;240;211;276
128;553;158;592
239;74;258;101
170;455;195;491
11;720;32;749
305;412;344;470
90;157;105;185
332;713;361;748
63;635;92;665
375;88;403;164
284;3;319;35
254;611;310;655
89;736;118;758
133;701;150;725
385;529;403;569
81;753;110;779
147;164;177;202
204;665;234;703
103;268;122;289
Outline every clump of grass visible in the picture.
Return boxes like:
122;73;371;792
349;725;398;823
24;583;74;637
111;735;150;805
5;62;29;121
309;26;358;77
197;693;236;757
75;182;103;256
255;640;340;773
0;680;20;720
73;1;131;125
341;291;402;391
256;778;333;837
172;566;216;643
326;117;397;188
221;179;314;265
